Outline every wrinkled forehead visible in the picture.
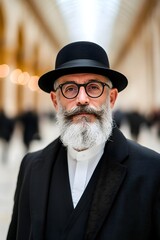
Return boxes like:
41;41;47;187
54;73;111;85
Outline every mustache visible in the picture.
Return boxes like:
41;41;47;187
63;106;104;120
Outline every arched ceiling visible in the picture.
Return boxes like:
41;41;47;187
25;0;159;67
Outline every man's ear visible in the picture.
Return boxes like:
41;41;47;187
50;91;58;112
110;88;118;108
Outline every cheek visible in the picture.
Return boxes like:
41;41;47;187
58;97;75;111
92;96;107;108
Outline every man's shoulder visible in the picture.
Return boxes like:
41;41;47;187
108;127;160;163
127;139;160;159
126;139;160;173
22;137;62;166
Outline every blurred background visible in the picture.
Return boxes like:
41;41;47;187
0;0;160;239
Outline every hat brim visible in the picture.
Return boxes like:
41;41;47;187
38;65;128;93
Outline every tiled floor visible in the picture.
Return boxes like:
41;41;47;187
0;120;159;239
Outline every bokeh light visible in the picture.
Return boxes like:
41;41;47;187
0;64;10;78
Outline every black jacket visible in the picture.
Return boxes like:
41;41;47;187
7;128;160;240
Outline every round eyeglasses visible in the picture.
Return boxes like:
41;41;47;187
54;80;111;99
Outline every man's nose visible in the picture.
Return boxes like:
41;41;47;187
76;86;89;105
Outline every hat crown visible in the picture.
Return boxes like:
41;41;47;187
38;41;128;93
55;41;110;69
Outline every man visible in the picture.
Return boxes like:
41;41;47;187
7;41;160;240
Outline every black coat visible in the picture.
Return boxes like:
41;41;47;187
7;128;160;240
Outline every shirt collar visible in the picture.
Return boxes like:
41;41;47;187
68;142;105;162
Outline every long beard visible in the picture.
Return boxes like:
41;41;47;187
56;98;113;150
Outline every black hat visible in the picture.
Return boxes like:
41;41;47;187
38;41;128;93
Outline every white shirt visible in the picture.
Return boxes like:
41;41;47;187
67;142;105;208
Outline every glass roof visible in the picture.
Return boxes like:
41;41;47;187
56;0;121;48
24;0;147;63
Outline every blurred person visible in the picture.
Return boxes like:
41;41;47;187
7;41;160;240
18;110;41;152
149;108;160;139
125;110;148;141
0;109;15;163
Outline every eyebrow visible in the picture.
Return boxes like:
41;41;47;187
59;79;106;84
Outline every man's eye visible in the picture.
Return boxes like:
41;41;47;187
64;85;77;92
91;85;99;89
88;83;100;91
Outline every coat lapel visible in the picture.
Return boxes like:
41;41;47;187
29;128;128;240
29;138;62;240
85;128;129;240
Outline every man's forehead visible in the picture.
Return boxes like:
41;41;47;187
56;73;109;83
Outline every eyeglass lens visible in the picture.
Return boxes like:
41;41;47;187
61;81;104;99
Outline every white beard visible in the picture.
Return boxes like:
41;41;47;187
56;98;113;150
